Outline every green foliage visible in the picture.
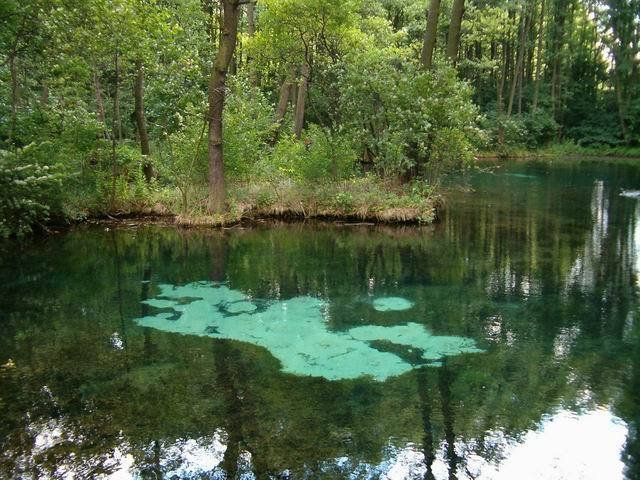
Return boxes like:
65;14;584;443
261;134;306;181
223;79;275;180
156;113;208;215
4;0;637;234
92;143;156;214
338;43;479;178
540;141;640;159
258;127;357;184
301;125;358;182
481;110;559;150
521;110;560;148
567;121;623;148
425;128;475;184
0;148;65;238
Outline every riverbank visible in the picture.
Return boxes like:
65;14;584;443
175;178;438;226
478;142;640;161
39;176;439;235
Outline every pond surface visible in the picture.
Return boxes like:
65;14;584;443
2;158;640;479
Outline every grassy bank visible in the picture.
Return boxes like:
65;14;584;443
478;142;640;160
172;177;439;226
50;176;439;230
1;141;441;239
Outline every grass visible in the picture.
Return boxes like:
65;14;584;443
174;176;439;226
51;174;439;230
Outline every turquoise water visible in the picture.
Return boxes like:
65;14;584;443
1;158;640;479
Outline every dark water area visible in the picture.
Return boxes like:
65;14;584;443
2;158;640;479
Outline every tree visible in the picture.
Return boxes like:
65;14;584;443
250;0;359;138
604;0;640;144
207;0;243;214
507;1;533;117
134;61;154;182
531;0;546;111
421;0;441;69
446;0;466;64
246;0;258;86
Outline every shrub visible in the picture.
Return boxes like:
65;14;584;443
156;114;208;215
425;127;475;184
0;147;66;238
337;45;479;180
480;109;558;150
223;78;275;180
257;127;357;184
522;110;559;147
92;143;155;213
297;125;357;183
229;174;438;223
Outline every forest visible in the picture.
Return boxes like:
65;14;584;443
1;0;639;237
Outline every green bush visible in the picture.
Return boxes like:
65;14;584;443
298;125;357;183
425;127;475;184
337;46;479;179
156;114;208;215
522;110;559;147
230;174;438;223
480;109;558;150
257;127;357;184
0;147;66;238
93;143;155;213
223;78;275;180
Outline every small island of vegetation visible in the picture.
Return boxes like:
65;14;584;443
1;0;638;237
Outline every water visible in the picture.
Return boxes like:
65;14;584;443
1;158;640;479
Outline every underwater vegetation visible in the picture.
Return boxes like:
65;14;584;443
136;282;483;381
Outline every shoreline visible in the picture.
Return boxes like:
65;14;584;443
477;152;640;161
62;205;440;232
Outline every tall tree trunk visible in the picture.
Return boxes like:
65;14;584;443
246;0;256;39
41;82;49;105
9;55;17;143
275;66;295;123
247;0;258;87
230;6;242;76
532;0;545;111
293;60;309;138
497;42;507;147
508;6;532;117
518;69;524;114
615;72;629;143
204;0;217;45
114;51;122;141
111;50;120;210
421;0;441;69
445;0;465;64
93;68;107;130
272;65;296;143
207;0;241;214
134;61;154;182
549;0;566;120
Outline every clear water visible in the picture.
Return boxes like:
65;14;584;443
1;158;640;479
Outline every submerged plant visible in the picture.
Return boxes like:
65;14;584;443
135;281;483;381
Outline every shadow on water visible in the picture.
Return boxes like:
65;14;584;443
1;158;640;478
